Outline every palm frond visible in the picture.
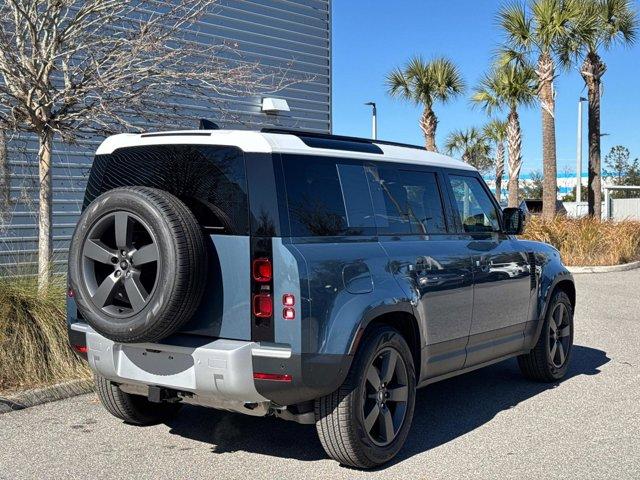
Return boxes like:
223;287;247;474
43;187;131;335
498;1;533;50
385;67;414;102
428;57;466;103
483;119;509;142
598;0;638;49
445;127;493;172
471;62;537;114
386;55;465;108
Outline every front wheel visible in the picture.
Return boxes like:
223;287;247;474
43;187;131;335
315;325;416;469
518;290;574;382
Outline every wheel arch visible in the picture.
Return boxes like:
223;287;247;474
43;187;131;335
348;306;422;381
529;274;576;350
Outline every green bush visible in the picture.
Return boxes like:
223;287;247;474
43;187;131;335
0;275;89;393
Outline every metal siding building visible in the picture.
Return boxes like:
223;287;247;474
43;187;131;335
0;0;331;272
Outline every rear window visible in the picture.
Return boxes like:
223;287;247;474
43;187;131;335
280;155;375;237
367;167;448;235
85;144;248;234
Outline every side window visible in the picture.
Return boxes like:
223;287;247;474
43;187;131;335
367;166;448;235
448;175;500;233
281;155;375;236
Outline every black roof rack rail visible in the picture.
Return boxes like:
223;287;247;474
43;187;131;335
260;128;426;152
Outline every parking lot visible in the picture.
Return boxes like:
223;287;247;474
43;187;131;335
1;269;639;480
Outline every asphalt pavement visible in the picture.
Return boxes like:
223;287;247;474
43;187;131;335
1;269;639;479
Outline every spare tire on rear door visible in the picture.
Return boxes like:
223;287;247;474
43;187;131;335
69;186;207;343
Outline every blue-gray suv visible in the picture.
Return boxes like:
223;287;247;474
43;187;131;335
67;128;575;468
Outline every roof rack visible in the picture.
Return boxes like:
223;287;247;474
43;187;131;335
260;128;426;152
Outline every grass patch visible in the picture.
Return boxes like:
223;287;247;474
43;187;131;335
0;275;90;394
522;216;640;266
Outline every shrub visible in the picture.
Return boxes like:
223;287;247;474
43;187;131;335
0;275;89;393
522;216;640;266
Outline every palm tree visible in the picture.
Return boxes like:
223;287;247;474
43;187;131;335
444;128;494;174
560;0;638;218
499;0;583;219
472;63;537;208
483;119;509;203
386;56;465;152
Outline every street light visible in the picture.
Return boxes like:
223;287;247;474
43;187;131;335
576;97;587;203
365;102;377;140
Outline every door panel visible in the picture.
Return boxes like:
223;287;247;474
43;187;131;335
381;238;474;377
444;172;531;366
367;165;474;380
466;237;531;364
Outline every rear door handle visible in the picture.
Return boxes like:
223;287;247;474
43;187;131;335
416;272;466;287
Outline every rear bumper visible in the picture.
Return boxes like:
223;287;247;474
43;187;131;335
71;323;285;405
69;322;351;408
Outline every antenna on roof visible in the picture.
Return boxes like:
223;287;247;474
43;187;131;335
199;119;219;130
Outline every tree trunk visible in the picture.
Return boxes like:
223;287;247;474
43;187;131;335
38;129;54;292
495;141;504;203
0;129;9;222
506;109;522;208
581;52;606;219
419;107;438;152
538;53;557;220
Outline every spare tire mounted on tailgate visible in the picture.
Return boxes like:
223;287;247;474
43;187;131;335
69;186;207;343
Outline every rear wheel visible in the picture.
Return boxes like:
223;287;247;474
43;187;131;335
315;325;416;469
94;375;181;425
518;290;574;382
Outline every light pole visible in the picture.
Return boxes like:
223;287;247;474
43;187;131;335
365;102;377;140
576;97;587;203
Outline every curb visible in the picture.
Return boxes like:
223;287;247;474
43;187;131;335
567;260;640;274
0;378;94;414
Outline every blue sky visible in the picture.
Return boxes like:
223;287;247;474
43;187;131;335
332;0;640;175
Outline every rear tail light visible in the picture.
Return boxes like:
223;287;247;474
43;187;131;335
282;294;295;320
73;345;88;354
252;294;273;318
252;258;272;282
253;372;292;382
282;294;295;306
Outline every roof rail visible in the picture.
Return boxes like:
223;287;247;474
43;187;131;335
260;128;426;152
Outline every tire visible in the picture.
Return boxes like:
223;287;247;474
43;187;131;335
69;186;207;343
315;325;416;469
518;290;574;382
94;375;181;425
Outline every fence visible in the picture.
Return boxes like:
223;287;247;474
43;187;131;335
563;189;640;221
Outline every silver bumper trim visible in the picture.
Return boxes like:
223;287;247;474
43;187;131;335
73;323;291;405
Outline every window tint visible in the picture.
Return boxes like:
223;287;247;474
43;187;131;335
367;166;447;235
85;145;248;234
448;175;500;233
337;164;376;229
281;155;375;236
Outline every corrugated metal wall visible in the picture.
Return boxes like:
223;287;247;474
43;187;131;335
0;0;331;273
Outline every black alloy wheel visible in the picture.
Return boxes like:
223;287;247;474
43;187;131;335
362;347;410;447
518;290;574;382
82;211;160;317
69;187;207;343
548;302;572;369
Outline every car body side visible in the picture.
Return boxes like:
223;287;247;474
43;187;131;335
68;132;574;409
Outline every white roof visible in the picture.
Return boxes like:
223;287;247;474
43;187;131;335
96;129;475;171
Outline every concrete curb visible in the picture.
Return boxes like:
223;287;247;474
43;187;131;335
0;378;94;414
567;260;640;274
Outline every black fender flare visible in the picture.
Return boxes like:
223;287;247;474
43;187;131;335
528;270;575;349
347;301;421;355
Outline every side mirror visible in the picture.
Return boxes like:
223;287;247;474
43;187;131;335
503;207;525;235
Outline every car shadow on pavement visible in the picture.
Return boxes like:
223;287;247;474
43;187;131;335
166;344;609;466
